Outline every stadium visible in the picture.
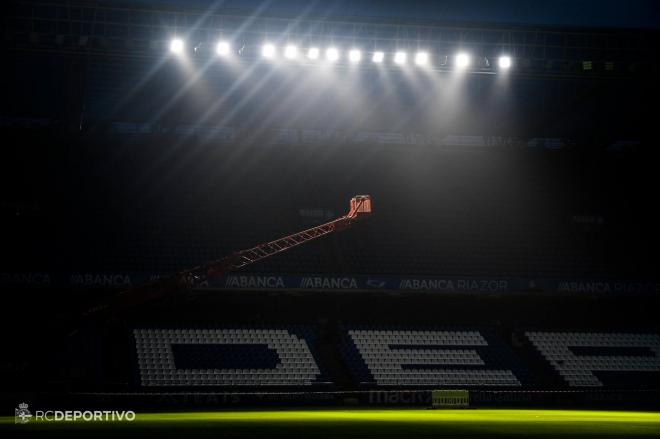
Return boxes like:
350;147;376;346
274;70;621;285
2;0;660;437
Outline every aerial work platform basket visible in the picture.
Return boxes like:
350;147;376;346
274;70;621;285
349;195;372;218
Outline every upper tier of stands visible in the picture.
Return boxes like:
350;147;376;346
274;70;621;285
3;131;657;280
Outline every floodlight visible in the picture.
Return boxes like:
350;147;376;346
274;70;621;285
498;56;512;69
415;52;429;66
284;45;298;59
372;51;384;63
169;38;184;54
262;43;276;59
394;51;407;65
307;47;320;60
325;47;339;62
348;49;362;63
215;41;230;56
456;53;470;68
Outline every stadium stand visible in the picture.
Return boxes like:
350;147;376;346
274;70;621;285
342;327;523;387
3;131;655;281
526;332;660;388
128;323;660;391
134;327;327;386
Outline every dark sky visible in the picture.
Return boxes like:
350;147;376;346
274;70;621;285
133;0;660;29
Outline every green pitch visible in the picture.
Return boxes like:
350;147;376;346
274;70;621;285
3;409;660;438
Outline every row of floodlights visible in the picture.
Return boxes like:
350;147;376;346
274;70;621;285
168;38;513;69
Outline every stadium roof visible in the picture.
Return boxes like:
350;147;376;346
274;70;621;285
124;0;660;30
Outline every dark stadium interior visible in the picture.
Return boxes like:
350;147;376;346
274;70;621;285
2;1;660;436
3;132;660;277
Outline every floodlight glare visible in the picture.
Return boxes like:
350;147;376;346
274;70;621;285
169;38;184;54
307;47;320;60
348;49;362;63
498;55;512;69
326;47;339;62
284;45;298;59
262;43;276;59
394;51;407;65
415;52;429;66
372;51;384;63
456;53;470;68
215;41;230;56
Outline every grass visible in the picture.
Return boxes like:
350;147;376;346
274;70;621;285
2;408;660;438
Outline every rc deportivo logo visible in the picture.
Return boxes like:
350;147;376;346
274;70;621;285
13;402;136;423
15;402;32;424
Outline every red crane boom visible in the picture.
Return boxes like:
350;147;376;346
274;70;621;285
85;195;371;316
201;195;372;277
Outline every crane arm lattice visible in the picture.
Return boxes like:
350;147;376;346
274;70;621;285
84;195;371;317
199;194;371;277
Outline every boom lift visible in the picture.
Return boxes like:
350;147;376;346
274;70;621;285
85;195;371;316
